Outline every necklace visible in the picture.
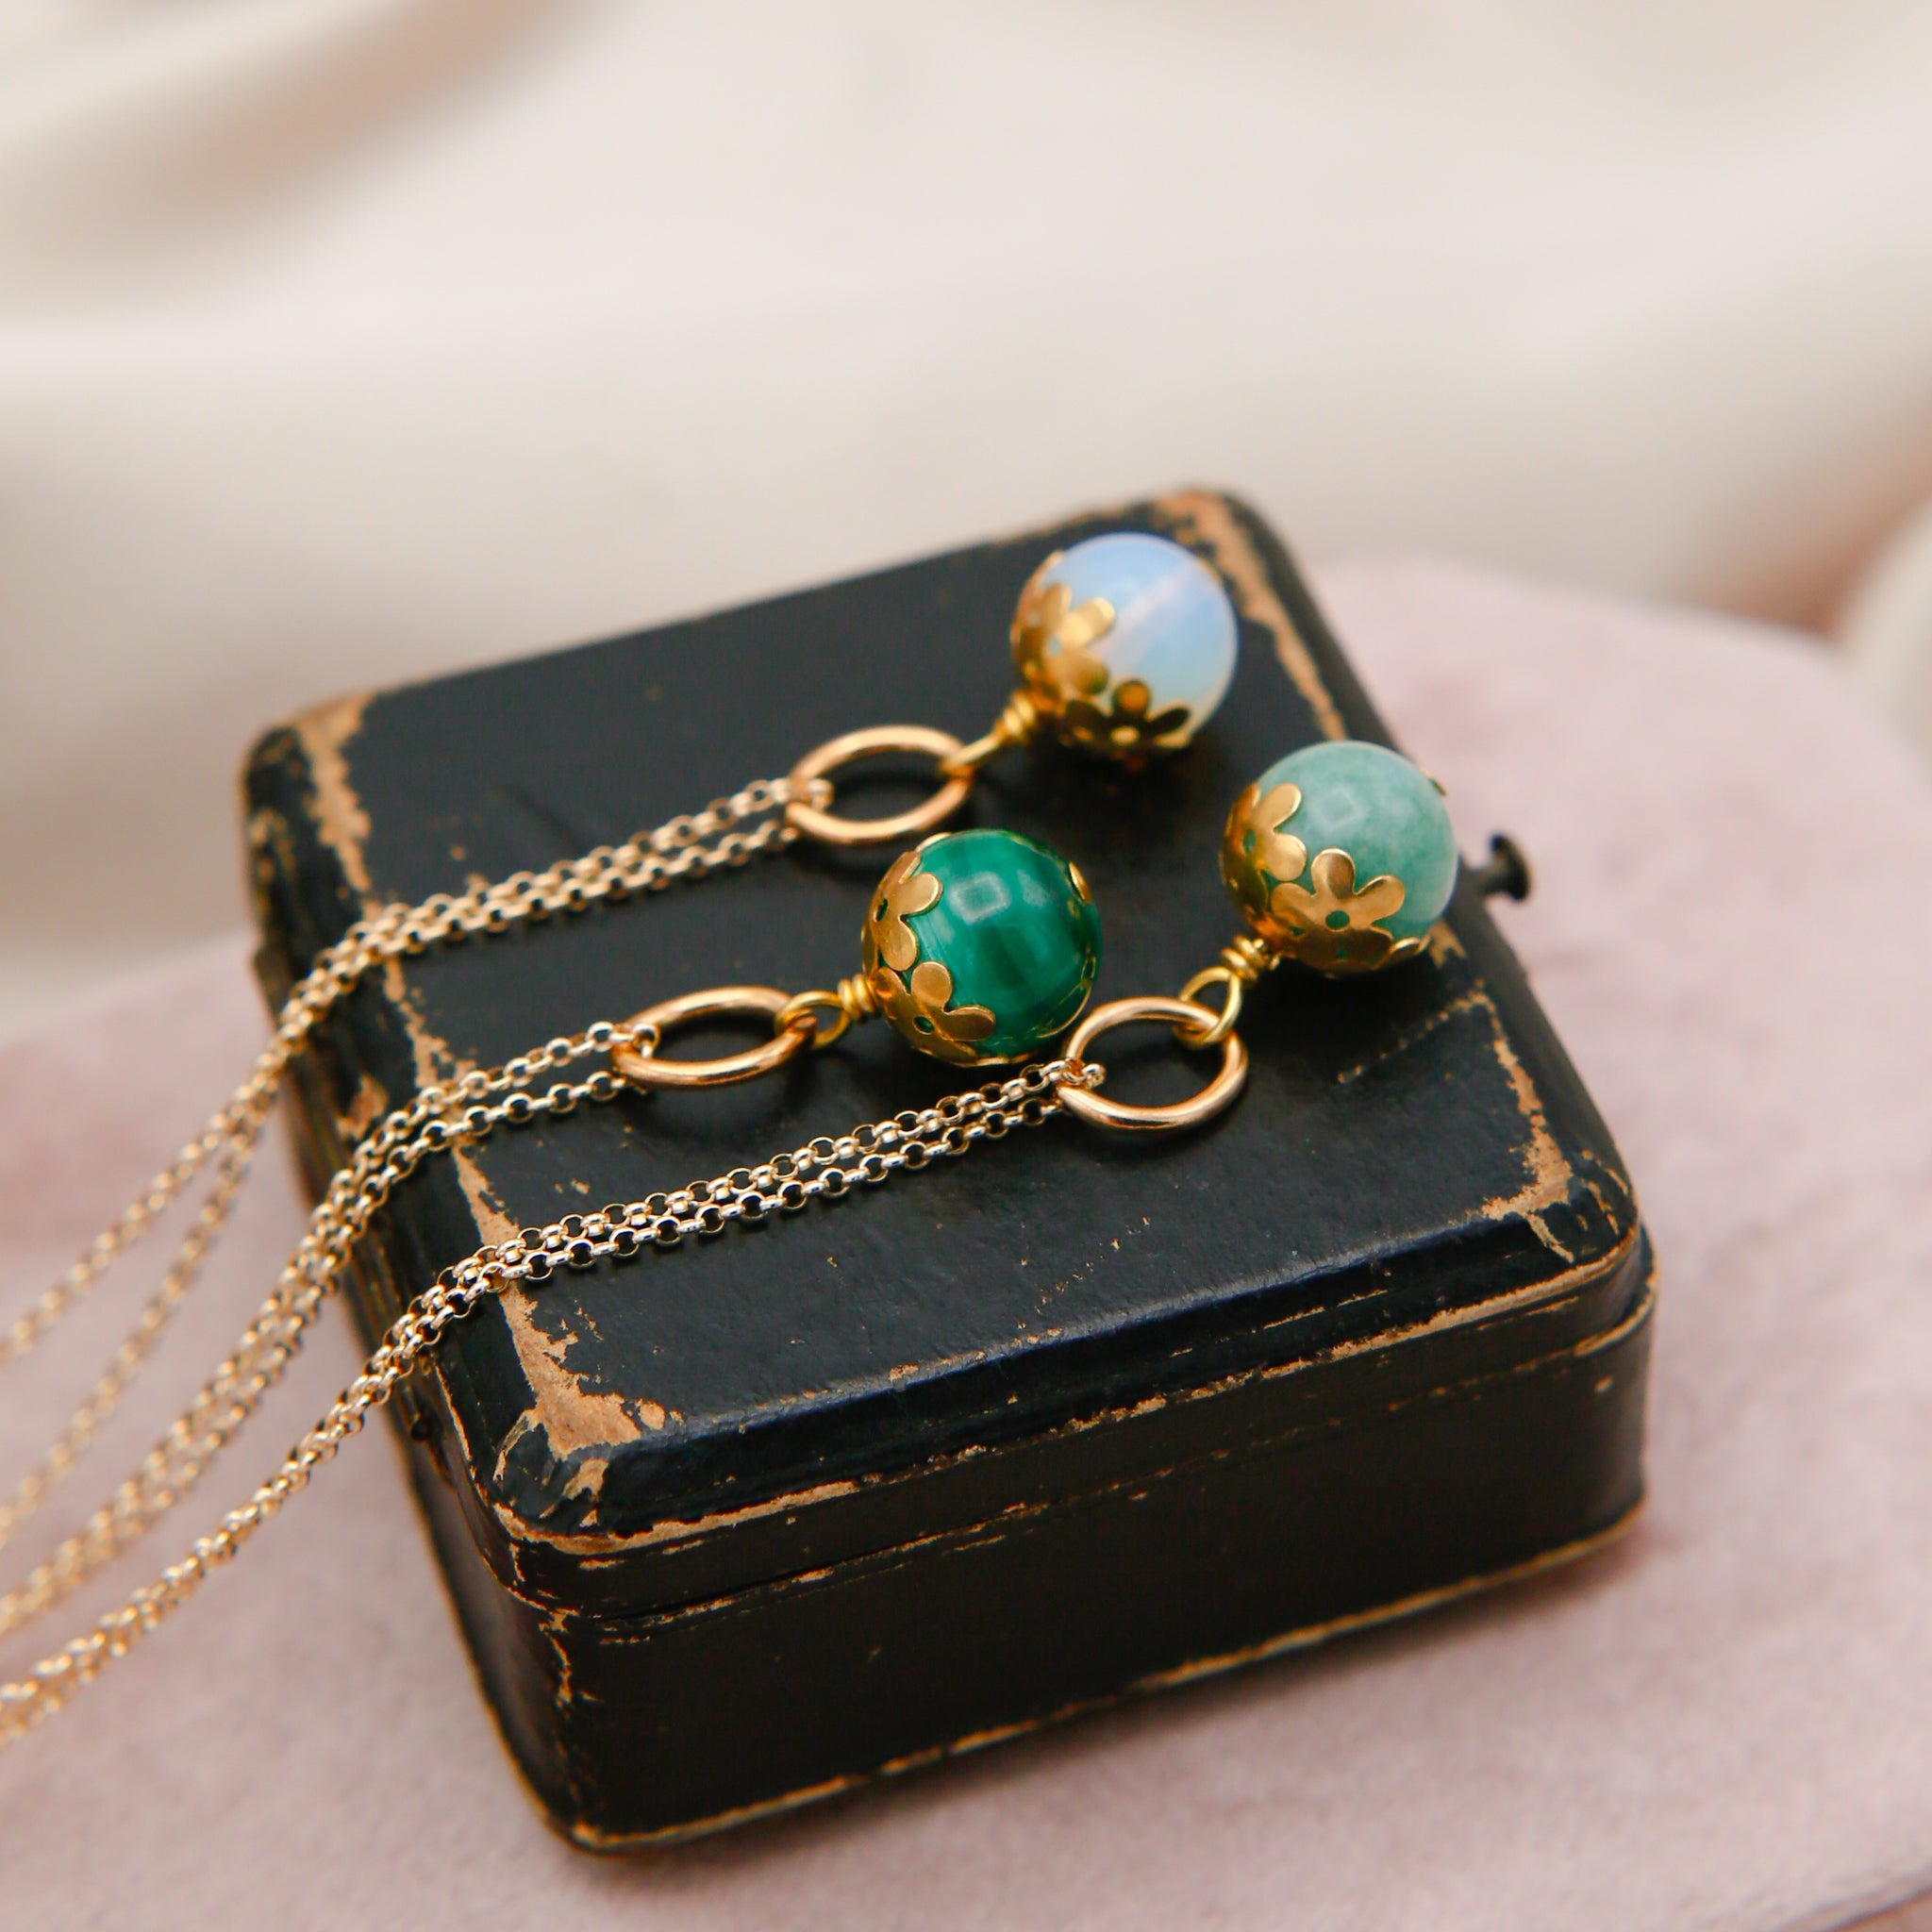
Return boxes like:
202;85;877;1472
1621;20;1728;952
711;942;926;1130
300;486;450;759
2;533;1241;1567
0;532;1251;1733
0;732;1477;1744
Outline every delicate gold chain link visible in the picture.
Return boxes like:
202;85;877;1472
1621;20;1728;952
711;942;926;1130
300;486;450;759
0;1058;1098;1746
2;774;813;1368
0;776;818;1549
0;1128;262;1557
0;1024;645;1640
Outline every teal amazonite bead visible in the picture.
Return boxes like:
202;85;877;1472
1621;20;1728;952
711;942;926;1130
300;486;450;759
862;830;1101;1065
1012;533;1237;759
1222;741;1457;974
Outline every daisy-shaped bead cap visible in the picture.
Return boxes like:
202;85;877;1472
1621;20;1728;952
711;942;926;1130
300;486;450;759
862;830;1101;1065
1010;533;1237;762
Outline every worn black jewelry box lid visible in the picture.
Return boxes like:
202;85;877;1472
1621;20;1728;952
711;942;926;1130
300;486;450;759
245;490;1645;1666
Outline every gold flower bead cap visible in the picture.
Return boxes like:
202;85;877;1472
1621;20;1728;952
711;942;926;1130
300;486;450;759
859;841;997;1065
861;844;941;977
1221;741;1457;976
861;829;1102;1066
1009;533;1239;762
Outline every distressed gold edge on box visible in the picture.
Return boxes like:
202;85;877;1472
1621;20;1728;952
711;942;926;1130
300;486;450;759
510;1254;1654;1639
248;487;1611;1556
485;1223;1646;1576
558;1269;1653;1854
563;1503;1649;1855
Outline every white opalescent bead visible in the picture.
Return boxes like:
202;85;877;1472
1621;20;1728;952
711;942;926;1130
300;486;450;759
1022;533;1238;755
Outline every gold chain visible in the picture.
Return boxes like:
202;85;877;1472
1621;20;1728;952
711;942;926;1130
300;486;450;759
0;730;1227;1740
0;1058;1099;1746
0;1128;262;1559
0;776;820;1552
0;1024;652;1641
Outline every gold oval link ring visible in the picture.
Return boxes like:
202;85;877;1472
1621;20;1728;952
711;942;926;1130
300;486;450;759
1174;966;1245;1047
785;725;976;848
1058;996;1249;1134
612;987;810;1091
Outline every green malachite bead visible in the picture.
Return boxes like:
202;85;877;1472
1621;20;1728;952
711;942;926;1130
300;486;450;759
870;829;1101;1064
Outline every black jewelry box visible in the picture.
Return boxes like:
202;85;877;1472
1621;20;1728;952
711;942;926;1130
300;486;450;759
244;491;1652;1849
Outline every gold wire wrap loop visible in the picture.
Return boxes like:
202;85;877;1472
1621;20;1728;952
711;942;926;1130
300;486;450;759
1174;968;1244;1047
774;973;880;1051
776;991;848;1049
1219;932;1275;980
612;987;810;1090
1058;996;1249;1134
938;690;1045;779
785;725;977;847
1174;934;1275;1046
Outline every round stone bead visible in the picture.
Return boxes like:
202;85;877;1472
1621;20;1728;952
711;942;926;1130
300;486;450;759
862;830;1101;1065
1011;533;1238;759
1221;740;1457;974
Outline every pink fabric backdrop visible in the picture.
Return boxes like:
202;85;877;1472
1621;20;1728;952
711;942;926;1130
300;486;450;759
2;562;1929;1929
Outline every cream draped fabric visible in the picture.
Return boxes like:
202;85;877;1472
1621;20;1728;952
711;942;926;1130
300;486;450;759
3;1;1932;1017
